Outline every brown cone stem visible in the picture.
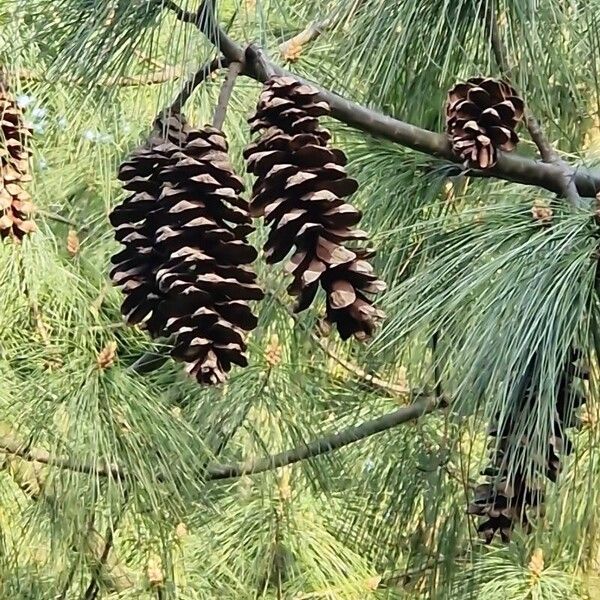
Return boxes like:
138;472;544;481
212;61;243;130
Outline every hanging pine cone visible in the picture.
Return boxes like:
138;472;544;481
470;347;587;543
446;77;524;169
245;76;385;341
0;77;35;240
110;118;263;384
110;114;190;328
153;125;263;384
468;472;540;544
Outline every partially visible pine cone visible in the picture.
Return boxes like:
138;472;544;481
470;346;587;543
468;473;540;544
0;77;35;240
245;76;386;341
446;77;523;169
110;118;263;384
109;114;189;328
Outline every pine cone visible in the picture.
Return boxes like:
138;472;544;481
245;76;385;341
153;125;263;384
110;118;263;385
0;78;35;240
446;77;523;169
470;346;587;542
468;475;539;544
109;114;189;328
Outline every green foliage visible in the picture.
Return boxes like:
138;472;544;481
1;0;600;598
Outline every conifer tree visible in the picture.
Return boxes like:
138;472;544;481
1;1;600;599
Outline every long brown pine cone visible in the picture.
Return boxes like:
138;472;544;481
446;77;524;169
245;76;386;341
153;125;263;384
110;118;263;384
0;79;35;241
470;347;587;543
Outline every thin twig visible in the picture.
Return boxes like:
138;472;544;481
0;394;442;482
212;60;243;129
0;434;126;479
164;55;226;117
39;210;89;232
159;0;600;198
82;491;130;600
15;66;185;88
379;556;469;589
208;368;272;457
484;1;583;206
278;19;330;61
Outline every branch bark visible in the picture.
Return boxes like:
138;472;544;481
207;394;440;479
161;0;600;199
165;55;226;116
278;19;330;62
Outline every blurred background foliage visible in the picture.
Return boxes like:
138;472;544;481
1;0;600;598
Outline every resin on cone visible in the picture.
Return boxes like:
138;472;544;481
446;77;523;169
110;116;263;384
245;76;385;341
0;76;35;240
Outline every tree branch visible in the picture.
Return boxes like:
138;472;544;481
16;66;185;88
0;395;441;482
165;55;226;116
269;292;410;397
0;434;127;479
160;0;600;198
206;394;441;479
484;1;582;206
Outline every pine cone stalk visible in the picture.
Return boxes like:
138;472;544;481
0;76;35;240
245;76;386;341
110;115;263;384
446;77;524;169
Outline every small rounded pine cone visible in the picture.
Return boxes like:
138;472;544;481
446;77;524;169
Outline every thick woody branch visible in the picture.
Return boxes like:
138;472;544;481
207;395;440;479
0;395;440;483
161;0;600;199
